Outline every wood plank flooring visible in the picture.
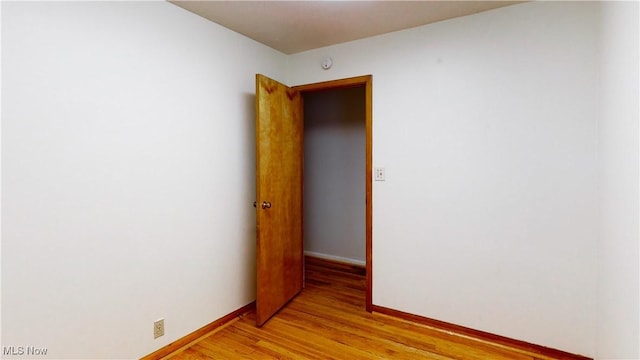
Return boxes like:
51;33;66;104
166;259;558;359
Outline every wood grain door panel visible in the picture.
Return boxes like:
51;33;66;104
255;74;303;327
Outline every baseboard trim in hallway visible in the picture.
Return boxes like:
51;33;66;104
305;254;366;275
303;251;365;267
371;305;592;360
140;302;255;360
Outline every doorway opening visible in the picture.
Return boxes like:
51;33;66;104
254;74;372;326
294;76;372;311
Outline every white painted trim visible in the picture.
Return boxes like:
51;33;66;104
304;251;365;267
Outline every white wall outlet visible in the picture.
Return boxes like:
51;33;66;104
154;319;164;339
375;167;385;181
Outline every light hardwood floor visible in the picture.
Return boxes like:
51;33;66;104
165;259;559;359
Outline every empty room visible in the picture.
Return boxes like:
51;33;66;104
2;1;638;359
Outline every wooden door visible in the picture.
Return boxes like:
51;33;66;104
255;74;303;327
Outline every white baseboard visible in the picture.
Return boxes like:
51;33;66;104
304;251;366;267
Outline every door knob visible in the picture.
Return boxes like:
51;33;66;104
261;201;272;209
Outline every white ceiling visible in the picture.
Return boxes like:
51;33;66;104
169;1;522;54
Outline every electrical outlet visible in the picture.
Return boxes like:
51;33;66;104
154;319;164;339
375;167;385;181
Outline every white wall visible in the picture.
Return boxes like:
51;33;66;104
3;1;637;359
289;2;600;356
303;87;366;265
597;2;640;359
1;2;286;359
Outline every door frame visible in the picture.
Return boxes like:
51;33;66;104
293;75;373;312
